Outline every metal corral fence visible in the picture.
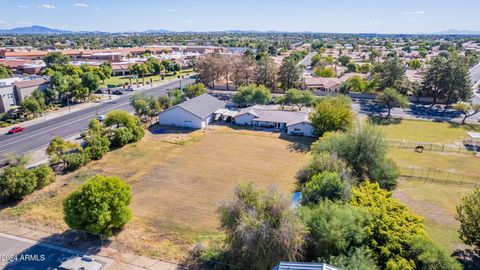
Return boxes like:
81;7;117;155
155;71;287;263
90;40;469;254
387;139;479;155
400;167;480;188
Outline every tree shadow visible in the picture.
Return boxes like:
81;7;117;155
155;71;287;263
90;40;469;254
368;115;402;126
453;248;480;270
2;229;112;270
148;124;197;135
279;134;314;153
407;104;461;120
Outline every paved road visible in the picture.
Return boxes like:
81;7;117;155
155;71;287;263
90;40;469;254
470;63;480;104
0;78;195;160
299;52;316;68
352;100;480;123
0;234;108;270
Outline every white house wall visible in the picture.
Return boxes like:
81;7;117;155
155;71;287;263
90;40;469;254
158;107;205;129
287;122;315;137
234;113;256;125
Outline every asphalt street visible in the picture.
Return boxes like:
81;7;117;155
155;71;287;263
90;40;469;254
0;234;107;270
470;63;480;104
0;78;195;160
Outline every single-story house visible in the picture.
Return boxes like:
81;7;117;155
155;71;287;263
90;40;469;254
234;105;315;137
158;94;226;129
272;262;339;270
304;77;342;92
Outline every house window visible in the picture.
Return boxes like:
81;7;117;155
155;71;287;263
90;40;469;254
294;128;301;132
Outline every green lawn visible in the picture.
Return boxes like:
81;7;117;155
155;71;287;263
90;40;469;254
102;69;193;87
376;119;480;144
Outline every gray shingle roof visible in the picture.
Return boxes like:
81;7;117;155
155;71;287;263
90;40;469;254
169;93;226;119
235;106;311;126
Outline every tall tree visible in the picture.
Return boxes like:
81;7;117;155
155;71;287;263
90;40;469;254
233;85;272;107
421;55;472;106
310;95;354;136
254;55;277;91
279;58;303;90
375;87;409;118
379;56;405;89
43;52;69;69
453;102;480;124
232;55;255;88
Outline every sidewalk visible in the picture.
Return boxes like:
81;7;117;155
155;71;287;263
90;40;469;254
0;220;187;270
0;77;186;134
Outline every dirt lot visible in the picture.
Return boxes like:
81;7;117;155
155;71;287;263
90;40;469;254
0;125;312;261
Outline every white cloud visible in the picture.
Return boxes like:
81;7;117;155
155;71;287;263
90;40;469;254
167;8;176;12
404;10;425;15
38;4;56;9
74;3;89;8
18;5;29;9
93;6;99;10
366;20;382;25
17;21;33;27
185;19;193;24
0;19;7;25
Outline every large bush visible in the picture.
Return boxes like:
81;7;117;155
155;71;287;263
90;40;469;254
312;126;399;189
32;164;55;188
296;152;351;186
0;166;37;202
217;182;306;270
310;95;354;136
85;135;110;160
456;187;480;251
301;171;349;203
63;175;132;236
350;182;425;268
406;235;461;270
300;200;370;260
63;152;90;171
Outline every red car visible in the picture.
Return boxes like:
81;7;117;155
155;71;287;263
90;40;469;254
7;126;25;134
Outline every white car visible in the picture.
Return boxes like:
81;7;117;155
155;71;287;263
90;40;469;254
96;115;107;122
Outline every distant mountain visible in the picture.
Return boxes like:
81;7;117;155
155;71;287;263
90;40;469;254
437;29;480;35
143;29;173;34
0;25;73;35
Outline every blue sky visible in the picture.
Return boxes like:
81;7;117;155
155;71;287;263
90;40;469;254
0;0;479;33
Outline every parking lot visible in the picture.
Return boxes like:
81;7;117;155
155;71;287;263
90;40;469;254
0;233;109;270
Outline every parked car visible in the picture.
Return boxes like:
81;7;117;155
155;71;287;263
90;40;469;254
96;114;107;122
112;90;123;95
7;126;25;134
124;87;134;91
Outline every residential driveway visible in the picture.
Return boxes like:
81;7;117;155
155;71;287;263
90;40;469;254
0;233;110;270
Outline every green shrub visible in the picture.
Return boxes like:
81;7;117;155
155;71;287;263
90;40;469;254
406;235;461;270
301;171;349;204
32;164;55;188
63;175;132;236
0;166;37;203
456;187;480;251
85;135;110;160
300;200;370;261
111;127;134;147
63;152;90;171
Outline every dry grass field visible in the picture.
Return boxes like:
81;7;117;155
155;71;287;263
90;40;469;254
393;180;472;251
0;125;312;261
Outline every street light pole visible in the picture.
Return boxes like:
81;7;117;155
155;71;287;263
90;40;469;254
66;92;71;112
